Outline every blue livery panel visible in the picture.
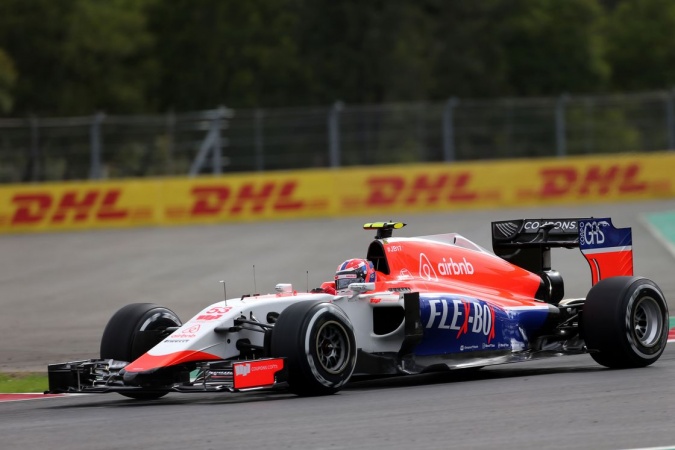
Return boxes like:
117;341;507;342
416;295;551;356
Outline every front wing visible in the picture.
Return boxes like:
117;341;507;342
46;357;288;395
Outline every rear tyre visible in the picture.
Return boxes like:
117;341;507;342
271;301;357;396
583;276;668;368
100;303;182;399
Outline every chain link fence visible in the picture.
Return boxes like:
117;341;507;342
0;91;673;183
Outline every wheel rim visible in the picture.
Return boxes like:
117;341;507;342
139;311;181;331
315;320;350;374
632;295;663;348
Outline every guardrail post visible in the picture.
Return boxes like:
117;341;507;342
89;111;104;179
442;97;459;161
666;90;675;150
211;107;224;175
29;115;40;181
255;109;265;171
166;110;175;173
555;94;568;157
328;101;343;167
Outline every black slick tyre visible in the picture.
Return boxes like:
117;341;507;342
100;303;182;399
271;301;357;396
583;276;668;368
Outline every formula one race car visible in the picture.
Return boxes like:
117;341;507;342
47;218;669;399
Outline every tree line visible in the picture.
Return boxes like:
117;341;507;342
0;0;674;116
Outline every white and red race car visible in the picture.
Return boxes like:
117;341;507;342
47;219;669;398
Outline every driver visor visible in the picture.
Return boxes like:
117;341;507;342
335;272;364;290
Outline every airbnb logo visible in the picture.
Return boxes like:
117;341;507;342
419;253;438;281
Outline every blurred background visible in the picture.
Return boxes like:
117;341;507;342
0;0;674;182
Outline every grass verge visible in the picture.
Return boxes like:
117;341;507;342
0;372;49;393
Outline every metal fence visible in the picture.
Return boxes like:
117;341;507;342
1;91;673;183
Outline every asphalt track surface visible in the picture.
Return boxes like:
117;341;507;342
2;199;675;449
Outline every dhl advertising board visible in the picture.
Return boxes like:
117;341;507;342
0;152;673;234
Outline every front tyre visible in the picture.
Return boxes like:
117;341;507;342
100;303;182;399
271;302;357;396
583;276;668;368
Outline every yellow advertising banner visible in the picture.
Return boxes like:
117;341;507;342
1;152;674;233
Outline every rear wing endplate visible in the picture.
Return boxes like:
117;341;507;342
491;218;633;284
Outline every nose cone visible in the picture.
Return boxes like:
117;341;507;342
124;349;222;373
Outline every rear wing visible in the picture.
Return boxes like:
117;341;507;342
491;218;633;285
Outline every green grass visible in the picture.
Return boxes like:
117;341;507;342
0;372;48;393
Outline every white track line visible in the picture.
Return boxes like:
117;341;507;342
621;446;675;450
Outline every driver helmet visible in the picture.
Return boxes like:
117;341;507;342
335;258;376;291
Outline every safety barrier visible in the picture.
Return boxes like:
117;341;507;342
1;152;673;234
